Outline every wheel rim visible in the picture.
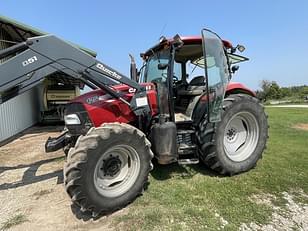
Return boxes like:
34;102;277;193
94;144;140;198
223;111;259;162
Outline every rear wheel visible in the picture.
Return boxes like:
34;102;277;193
197;94;268;175
64;123;153;216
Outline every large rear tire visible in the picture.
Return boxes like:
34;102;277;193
64;123;153;217
197;94;268;175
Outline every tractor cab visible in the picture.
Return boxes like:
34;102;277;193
138;29;250;164
139;29;248;126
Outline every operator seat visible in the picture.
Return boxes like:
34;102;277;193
177;75;206;96
175;76;207;118
189;76;205;86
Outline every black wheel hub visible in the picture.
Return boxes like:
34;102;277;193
226;127;237;141
102;156;122;177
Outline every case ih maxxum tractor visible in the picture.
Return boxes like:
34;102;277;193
0;29;268;216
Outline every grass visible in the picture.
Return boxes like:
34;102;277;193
1;214;28;230
110;108;308;230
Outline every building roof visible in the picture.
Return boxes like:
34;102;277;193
0;15;97;57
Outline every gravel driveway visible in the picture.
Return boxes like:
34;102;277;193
0;126;116;231
267;104;308;108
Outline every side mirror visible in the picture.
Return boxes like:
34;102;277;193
158;63;168;70
231;65;240;73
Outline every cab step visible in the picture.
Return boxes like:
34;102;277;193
178;158;199;165
177;129;195;135
178;144;196;155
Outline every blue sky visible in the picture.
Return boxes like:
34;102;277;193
1;0;308;90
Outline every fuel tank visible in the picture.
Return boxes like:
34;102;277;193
150;118;178;164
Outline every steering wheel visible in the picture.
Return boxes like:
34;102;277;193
151;75;178;84
173;75;179;84
151;77;164;83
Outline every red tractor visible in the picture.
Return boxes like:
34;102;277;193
0;29;268;217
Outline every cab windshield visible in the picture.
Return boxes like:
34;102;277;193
139;50;170;83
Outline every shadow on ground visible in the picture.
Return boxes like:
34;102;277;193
70;204;97;221
150;159;223;181
0;125;63;147
0;157;64;191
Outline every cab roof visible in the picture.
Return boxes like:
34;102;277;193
142;36;233;57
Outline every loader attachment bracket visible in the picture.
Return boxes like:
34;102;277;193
45;130;70;153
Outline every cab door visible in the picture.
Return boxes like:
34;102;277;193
201;29;230;122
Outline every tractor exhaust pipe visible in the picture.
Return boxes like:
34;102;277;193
129;54;138;82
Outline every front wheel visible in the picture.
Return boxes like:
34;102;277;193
198;94;268;175
64;123;153;216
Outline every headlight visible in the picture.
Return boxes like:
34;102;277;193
64;114;81;125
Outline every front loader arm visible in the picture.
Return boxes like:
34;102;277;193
0;35;149;115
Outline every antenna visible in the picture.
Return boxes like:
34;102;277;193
159;22;168;39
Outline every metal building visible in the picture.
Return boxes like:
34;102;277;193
0;87;40;142
0;15;96;143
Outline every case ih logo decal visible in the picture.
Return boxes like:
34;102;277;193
96;63;122;80
86;95;99;104
128;85;152;93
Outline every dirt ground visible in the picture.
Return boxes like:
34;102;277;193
293;123;308;131
0;126;118;231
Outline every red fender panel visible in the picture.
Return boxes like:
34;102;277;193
226;82;256;97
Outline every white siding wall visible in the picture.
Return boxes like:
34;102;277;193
0;88;39;142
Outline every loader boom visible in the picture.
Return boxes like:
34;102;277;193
0;35;149;115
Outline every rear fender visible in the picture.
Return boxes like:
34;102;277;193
226;82;256;97
192;82;256;125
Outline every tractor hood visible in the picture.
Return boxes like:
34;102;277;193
71;83;155;105
68;83;158;127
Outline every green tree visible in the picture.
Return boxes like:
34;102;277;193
259;80;271;101
268;82;282;99
300;86;308;98
280;87;291;98
259;80;282;101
